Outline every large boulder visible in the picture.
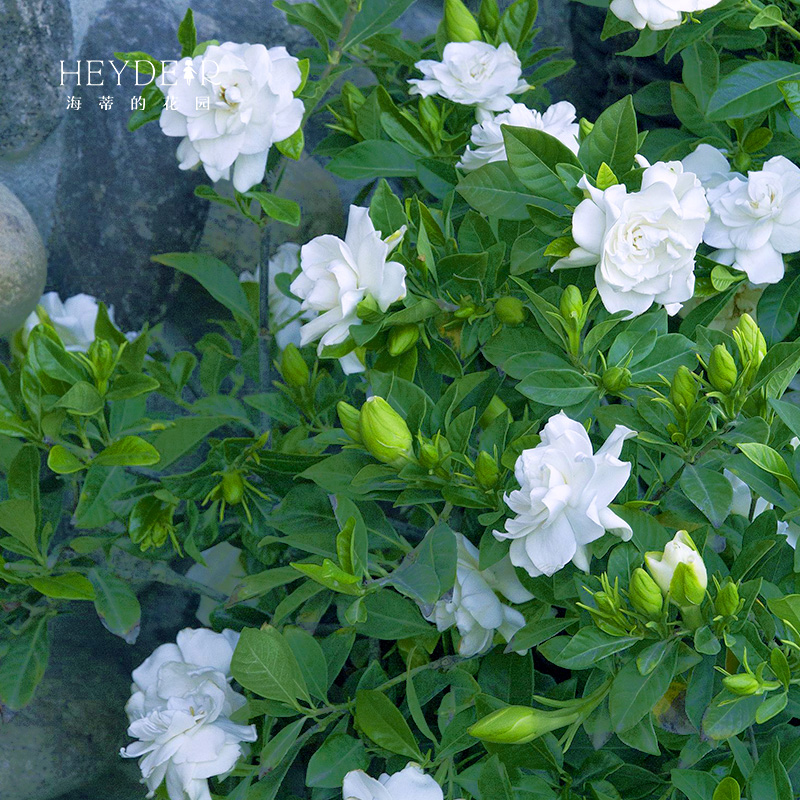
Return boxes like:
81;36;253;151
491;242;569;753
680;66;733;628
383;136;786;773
0;0;72;156
0;183;47;335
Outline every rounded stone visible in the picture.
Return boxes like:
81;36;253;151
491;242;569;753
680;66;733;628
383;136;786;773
0;183;47;335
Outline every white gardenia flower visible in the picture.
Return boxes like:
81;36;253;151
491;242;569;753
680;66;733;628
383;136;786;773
409;41;527;117
610;0;721;31
423;534;533;656
157;43;304;193
645;530;708;601
494;412;636;578
23;292;117;352
122;628;256;800
186;542;248;626
554;161;710;318
458;101;580;172
704;156;800;285
681;144;736;190
725;469;798;548
290;206;406;373
240;242;303;350
343;763;446;800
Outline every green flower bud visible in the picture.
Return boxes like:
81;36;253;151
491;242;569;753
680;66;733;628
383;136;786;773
670;366;698;414
478;0;500;35
560;285;584;326
715;581;741;618
356;295;382;322
454;299;476;319
733;313;766;372
629;567;663;618
340;82;366;117
646;530;707;607
723;673;760;696
281;343;309;388
337;401;362;443
387;324;420;357
478;395;509;429
359;396;414;467
602;366;632;394
469;705;580;744
418;97;441;136
222;471;245;505
475;450;500;489
129;496;176;552
88;338;115;393
494;296;526;326
445;0;482;42
579;118;594;139
708;344;738;394
419;440;440;470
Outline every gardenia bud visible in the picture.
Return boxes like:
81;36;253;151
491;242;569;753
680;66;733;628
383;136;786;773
88;338;115;387
469;705;580;744
387;324;420;357
475;450;500;489
670;366;698;414
281;343;309;388
645;530;707;607
419;439;440;470
359;396;414;467
723;673;760;696
222;472;245;505
602;366;632;394
494;296;526;326
337;401;362;443
418;97;441;136
629;567;663;618
560;285;583;325
444;0;482;42
715;581;741;618
733;313;766;372
708;345;737;394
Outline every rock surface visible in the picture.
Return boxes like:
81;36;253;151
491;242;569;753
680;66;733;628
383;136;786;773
0;0;73;156
0;183;47;335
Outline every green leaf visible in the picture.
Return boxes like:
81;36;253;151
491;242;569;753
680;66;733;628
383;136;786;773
355;689;422;759
247;191;301;226
370;179;407;236
679;286;738;337
478;755;514;800
0;498;38;556
751;340;800;399
29;573;95;600
306;735;369;788
767;594;800;631
736;442;798;491
46;445;85;475
579;96;638;178
327;140;417;179
284;626;329;703
749;4;783;28
609;643;677;732
344;0;417;49
754;691;787;724
276;127;304;161
292;558;364;595
55;381;104;416
540;628;640;670
679;465;733;528
354;590;434;639
177;8;197;57
152;252;256;326
388;522;457;605
231;626;310;706
497;0;538;49
106;373;161;401
516;368;597;406
88;568;141;643
707;61;800;121
457;162;537;221
748;743;792;800
671;770;718;800
93;436;160;467
713;777;741;800
702;691;763;739
757;271;800;345
152;416;231;469
0;615;50;709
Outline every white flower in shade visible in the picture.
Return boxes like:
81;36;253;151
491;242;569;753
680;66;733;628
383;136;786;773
23;292;114;352
409;41;527;117
121;628;256;800
343;763;445;800
725;469;797;548
645;530;707;605
185;542;248;626
494;412;635;578
681;144;736;190
423;534;533;656
704;156;800;285
554;161;709;318
458;101;580;172
240;242;303;350
610;0;721;30
290;206;406;372
157;43;304;193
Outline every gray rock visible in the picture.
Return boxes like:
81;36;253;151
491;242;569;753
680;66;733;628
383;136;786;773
0;183;47;335
0;0;73;156
0;612;131;800
47;0;209;330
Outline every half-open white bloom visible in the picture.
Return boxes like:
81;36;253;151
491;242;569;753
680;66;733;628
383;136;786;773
423;534;533;656
23;292;113;352
343;763;445;800
409;41;527;117
157;43;304;193
458;101;579;171
121;628;255;800
290;206;406;370
704;156;800;285
240;242;303;350
554;161;709;318
610;0;721;30
494;412;635;578
645;530;707;602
